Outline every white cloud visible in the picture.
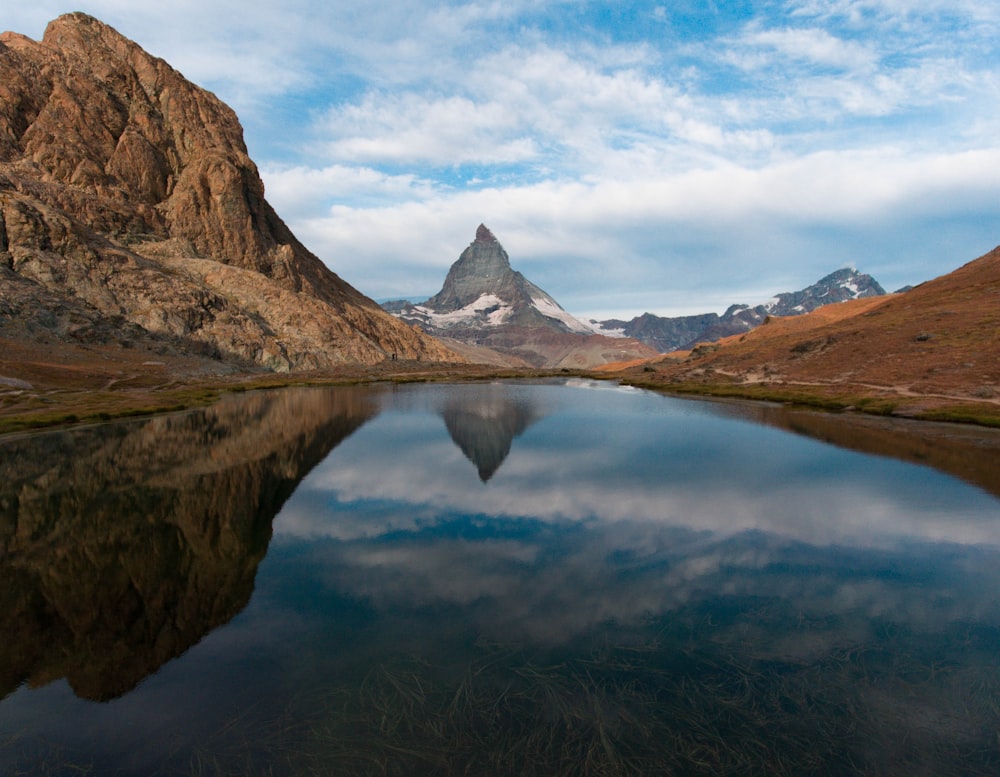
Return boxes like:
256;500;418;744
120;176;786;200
319;92;539;166
311;43;711;173
788;0;1000;26
4;1;998;317
266;145;1000;313
261;164;439;218
736;26;879;71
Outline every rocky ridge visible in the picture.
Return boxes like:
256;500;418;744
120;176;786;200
0;13;459;371
384;225;657;368
599;268;886;353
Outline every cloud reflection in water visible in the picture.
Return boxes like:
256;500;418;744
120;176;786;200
272;381;1000;647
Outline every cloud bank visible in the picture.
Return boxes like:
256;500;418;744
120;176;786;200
5;2;998;317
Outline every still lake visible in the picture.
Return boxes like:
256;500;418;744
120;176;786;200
2;379;1000;775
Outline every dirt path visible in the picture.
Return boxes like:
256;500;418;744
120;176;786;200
731;373;1000;406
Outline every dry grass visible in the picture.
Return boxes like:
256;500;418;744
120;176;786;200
4;247;999;432
599;247;1000;427
0;336;564;434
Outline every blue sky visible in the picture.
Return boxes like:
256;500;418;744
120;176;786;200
6;2;1000;318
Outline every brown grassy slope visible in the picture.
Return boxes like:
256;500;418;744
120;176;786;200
0;334;551;434
605;245;1000;423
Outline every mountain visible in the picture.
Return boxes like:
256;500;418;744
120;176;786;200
611;245;1000;419
384;225;657;368
598;268;886;353
0;13;459;373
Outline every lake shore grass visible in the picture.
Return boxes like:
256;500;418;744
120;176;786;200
605;373;1000;429
0;361;565;435
3;354;1000;435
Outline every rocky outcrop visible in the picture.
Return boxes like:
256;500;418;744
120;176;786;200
425;225;535;320
385;225;657;368
600;268;886;353
0;13;460;370
767;268;885;315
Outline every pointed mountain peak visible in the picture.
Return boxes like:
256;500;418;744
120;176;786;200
424;225;513;311
43;13;133;54
475;224;498;244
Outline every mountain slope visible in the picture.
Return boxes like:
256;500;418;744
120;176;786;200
613;246;1000;420
600;268;886;353
385;225;657;368
0;13;459;372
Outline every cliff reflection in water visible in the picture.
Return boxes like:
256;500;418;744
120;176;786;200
0;387;378;702
440;383;542;481
705;400;1000;500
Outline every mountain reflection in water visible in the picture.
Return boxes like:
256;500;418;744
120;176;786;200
440;383;542;480
0;387;377;701
1;380;1000;776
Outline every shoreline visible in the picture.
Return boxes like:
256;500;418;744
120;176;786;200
609;372;1000;429
3;359;1000;436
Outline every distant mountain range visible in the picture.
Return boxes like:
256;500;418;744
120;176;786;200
386;228;889;359
596;268;887;353
383;225;657;368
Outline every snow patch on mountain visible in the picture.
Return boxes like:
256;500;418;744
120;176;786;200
588;320;627;338
409;293;513;329
530;295;611;335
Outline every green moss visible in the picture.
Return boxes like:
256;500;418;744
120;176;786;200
917;406;1000;428
3;367;998;435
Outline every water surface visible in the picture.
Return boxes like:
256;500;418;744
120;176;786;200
1;380;999;775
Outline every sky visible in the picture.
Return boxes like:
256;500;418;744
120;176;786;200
5;2;1000;319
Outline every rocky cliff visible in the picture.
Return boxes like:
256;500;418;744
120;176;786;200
385;225;657;368
0;13;459;370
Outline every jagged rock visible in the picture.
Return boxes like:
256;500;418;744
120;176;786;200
0;13;461;369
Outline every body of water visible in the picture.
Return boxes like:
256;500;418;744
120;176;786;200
1;380;999;775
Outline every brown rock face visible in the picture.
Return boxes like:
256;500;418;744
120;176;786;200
0;13;460;369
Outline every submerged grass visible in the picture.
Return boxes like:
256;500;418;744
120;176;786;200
6;606;999;776
280;623;1000;777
